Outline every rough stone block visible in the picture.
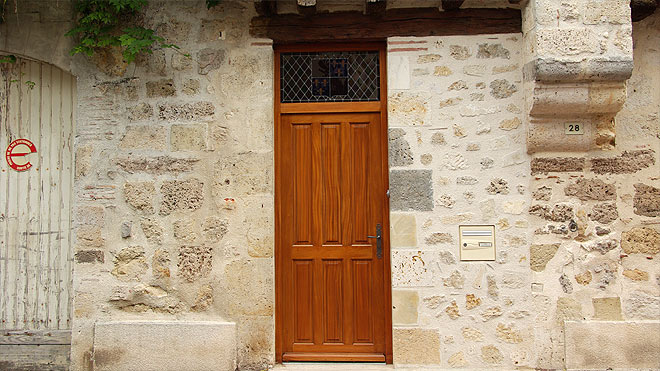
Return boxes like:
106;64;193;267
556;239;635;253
390;170;433;211
171;124;208;151
388;128;413;167
236;316;274;370
198;48;225;75
393;328;440;364
218;260;273;316
477;43;510;59
124;182;155;214
633;183;660;217
75;145;94;179
490;79;518;99
565;321;660;370
537;28;599;56
160;179;204;215
127;103;153;122
591;150;655;174
564;178;616;201
392;290;419;325
116;156;199;175
119;125;167;150
155;19;192;44
621;227;660;255
530;243;559;272
392;250;433;287
172;53;192;71
75;250;104;263
146;79;176;98
529;204;573;222
198;19;225;42
531;157;585;175
177;245;212;282
589;202;618;224
112;246;148;281
93;321;236;371
182;79;200;95
158;102;214;121
390;213;417;248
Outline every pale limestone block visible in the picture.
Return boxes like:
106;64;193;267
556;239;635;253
388;55;410;90
392;250;434;287
592;297;623;320
565;321;660;369
392;290;419;325
171;124;208;151
93;321;236;371
390;214;417;248
393;328;441;364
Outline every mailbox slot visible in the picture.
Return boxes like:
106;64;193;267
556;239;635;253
459;225;496;261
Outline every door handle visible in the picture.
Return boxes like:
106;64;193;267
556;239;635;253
367;223;383;259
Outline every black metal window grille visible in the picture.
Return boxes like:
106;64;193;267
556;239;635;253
280;51;380;103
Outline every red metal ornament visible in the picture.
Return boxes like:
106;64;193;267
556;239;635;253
5;139;37;171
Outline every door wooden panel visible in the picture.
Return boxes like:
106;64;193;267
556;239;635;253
279;112;387;361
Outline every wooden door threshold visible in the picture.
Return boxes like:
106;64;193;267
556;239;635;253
282;352;386;362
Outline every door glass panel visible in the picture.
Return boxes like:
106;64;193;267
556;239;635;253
281;51;380;103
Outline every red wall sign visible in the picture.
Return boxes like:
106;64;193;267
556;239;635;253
5;139;37;171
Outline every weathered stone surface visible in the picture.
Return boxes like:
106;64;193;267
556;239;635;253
389;128;413;166
112;246;148;280
559;274;573;293
625;291;660;319
93;321;236;371
477;43;510;59
565;321;660;369
236;316;273;370
556;297;582;326
487;275;498;299
140;218;163;245
565;178;616;201
156;19;192;44
213;152;272;197
481;345;503;364
590;202;619;224
596;226;611;236
633;183;660;217
465;294;482;310
124;182;155;214
621;227;660;254
392;290;418;324
121;222;131;239
76;226;105;248
420;153;432;165
173;219;199;243
498;117;521;131
417;54;441;63
443;270;465;289
177;245;212;282
481;157;494;169
425;232;452;245
202;217;228;242
198;48;225;75
393;328;440;364
191;285;214;312
575;271;593;285
438;97;462;108
119;125;167;150
390;170;433;211
116;156;199;174
529;204;573;222
533;186;552;201
531;157;585;175
434;66;452;76
146;79;176;97
496;323;523;343
127;103;153;121
449;45;471;60
171;124;208;151
530;244;559;272
456;176;478;185
493;64;518;74
182;79;200;95
446;300;460;319
587;239;618;254
591;150;656;174
75;250;104;263
160;179;204;215
623;269;649;281
448;351;468;367
91;47;128;77
158;102;214;121
431;132;446;145
198;19;224;42
486;178;509;195
152;249;170;279
218;260;273;316
390;214;416;248
481;306;503;321
172;53;193;71
448;80;468;91
490;79;518;99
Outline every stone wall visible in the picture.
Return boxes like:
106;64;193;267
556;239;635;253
387;34;535;368
65;2;275;370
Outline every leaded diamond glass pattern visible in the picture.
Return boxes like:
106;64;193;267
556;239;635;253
280;51;380;103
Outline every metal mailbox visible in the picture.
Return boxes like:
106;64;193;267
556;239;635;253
459;225;496;261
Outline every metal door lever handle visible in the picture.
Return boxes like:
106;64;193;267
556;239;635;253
367;223;383;259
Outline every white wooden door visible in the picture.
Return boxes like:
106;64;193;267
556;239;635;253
0;58;76;331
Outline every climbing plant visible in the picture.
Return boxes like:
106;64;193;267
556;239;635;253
65;0;220;63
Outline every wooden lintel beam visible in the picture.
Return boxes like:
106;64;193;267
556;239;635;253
366;0;386;15
250;7;522;43
255;0;277;17
441;0;464;11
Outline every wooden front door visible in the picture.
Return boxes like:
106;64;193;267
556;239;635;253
274;44;392;363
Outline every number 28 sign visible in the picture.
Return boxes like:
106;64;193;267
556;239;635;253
5;139;37;171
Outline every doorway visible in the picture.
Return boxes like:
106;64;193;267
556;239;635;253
274;43;392;363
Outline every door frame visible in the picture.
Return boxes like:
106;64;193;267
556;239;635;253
273;42;393;364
